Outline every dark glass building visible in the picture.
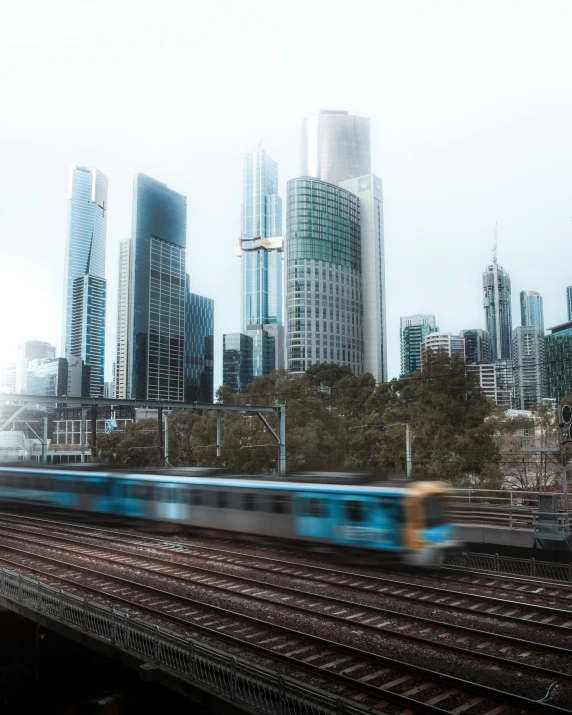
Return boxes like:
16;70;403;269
223;333;253;393
246;325;275;377
286;177;362;374
460;329;491;365
400;315;437;375
185;277;214;403
545;321;572;404
129;174;187;402
483;254;512;360
27;359;69;397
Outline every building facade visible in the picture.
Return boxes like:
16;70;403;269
61;166;107;360
0;364;16;394
70;275;106;396
129;174;187;402
223;333;253;393
16;340;56;394
115;238;132;399
238;237;284;334
26;358;69;397
512;325;546;410
185;280;214;403
483;255;512;360
466;362;497;402
420;333;465;371
246;325;275;378
545;321;572;404
286;178;362;374
460;329;491;364
340;175;387;383
567;287;572;323
520;290;544;329
300;110;371;186
400;315;437;375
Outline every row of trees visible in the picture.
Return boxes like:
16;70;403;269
97;353;565;488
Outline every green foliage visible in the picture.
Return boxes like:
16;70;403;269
97;419;162;468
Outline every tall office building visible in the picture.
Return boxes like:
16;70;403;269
115;239;132;399
185;277;214;403
483;249;512;360
420;333;465;371
246;325;275;377
16;340;56;394
545;321;572;404
400;315;437;375
460;329;491;364
61;166;108;391
567;287;572;322
223;333;253;393
286;178;362;374
512;325;546;410
300;110;371;186
0;364;16;394
520;291;544;329
236;144;284;378
340;175;387;382
71;275;106;396
129;174;186;402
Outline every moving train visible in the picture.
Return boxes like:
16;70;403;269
0;467;460;565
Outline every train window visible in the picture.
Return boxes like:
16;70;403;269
243;493;257;511
423;495;443;528
272;495;290;514
217;491;227;508
193;490;203;506
300;498;323;517
346;500;363;523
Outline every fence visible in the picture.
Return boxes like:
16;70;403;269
0;567;365;715
446;551;572;583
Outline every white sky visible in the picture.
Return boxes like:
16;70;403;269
1;0;571;389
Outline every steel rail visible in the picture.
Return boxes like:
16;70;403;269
0;542;569;714
0;519;571;676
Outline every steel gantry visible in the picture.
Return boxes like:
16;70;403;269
0;394;287;476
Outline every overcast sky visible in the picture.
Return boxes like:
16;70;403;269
1;0;571;390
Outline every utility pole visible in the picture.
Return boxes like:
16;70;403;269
405;423;412;478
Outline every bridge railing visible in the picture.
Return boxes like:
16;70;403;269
447;551;572;582
0;566;366;715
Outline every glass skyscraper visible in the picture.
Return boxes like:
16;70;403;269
223;333;253;393
185;277;214;403
400;315;437;375
129;174;187;402
114;238;132;399
286;178;362;374
483;253;512;360
61;166;107;396
460;329;492;364
239;144;283;331
512;325;546;410
545;321;572;404
520;290;544;329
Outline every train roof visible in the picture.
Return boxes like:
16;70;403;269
0;467;448;496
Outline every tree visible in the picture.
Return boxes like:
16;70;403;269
97;419;162;468
167;409;201;466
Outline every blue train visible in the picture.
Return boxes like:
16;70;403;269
0;467;460;565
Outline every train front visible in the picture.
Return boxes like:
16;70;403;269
403;482;463;566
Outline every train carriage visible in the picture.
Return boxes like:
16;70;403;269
0;467;460;565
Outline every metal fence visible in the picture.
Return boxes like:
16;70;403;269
0;567;366;715
446;551;572;583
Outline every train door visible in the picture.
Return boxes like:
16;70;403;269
335;496;381;547
155;484;187;522
293;492;332;540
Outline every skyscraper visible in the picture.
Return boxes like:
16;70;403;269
236;144;284;378
420;333;465;371
460;329;492;364
71;275;106;396
483;249;512;360
61;166;108;364
545;321;572;404
400;315;437;375
300;110;371;186
340;175;387;382
129;174;186;402
223;333;253;393
286;177;362;374
114;239;132;399
512;325;546;410
185;277;214;403
520;290;544;329
16;340;56;394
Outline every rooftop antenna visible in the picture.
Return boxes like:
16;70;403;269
492;221;498;264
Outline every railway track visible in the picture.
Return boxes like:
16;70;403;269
0;513;570;711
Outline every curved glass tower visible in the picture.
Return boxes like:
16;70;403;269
520;290;544;330
300;110;371;186
483;256;512;361
286;178;362;374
